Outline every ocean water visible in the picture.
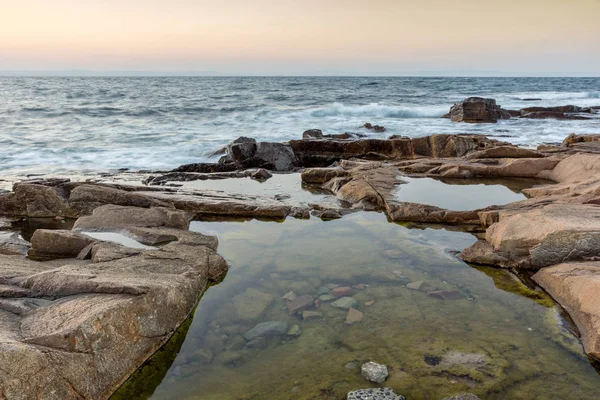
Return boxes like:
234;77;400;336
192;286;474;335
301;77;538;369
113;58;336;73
0;76;599;176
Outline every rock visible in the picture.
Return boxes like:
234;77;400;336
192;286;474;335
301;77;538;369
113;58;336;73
250;168;273;181
427;290;463;300
562;133;600;147
312;209;342;220
302;310;323;321
245;337;267;349
533;261;600;360
303;129;323;139
347;388;405;400
227;137;257;163
232;288;274;320
331;297;358;310
446;97;504;123
282;290;297;301
287;294;314;314
481;204;600;269
237;142;299;171
0;212;227;399
383;249;403;259
360;361;388;383
362;123;386;132
406;281;434;292
522;105;582;113
73;204;191;231
190;348;214;364
243;321;288;341
27;229;96;260
332;286;353;297
465;146;544;160
441;394;481;400
287;324;302;336
318;294;336;302
345;308;364;325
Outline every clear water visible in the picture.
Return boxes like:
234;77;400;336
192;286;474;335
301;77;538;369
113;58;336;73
117;213;600;400
396;177;536;211
1;77;599;176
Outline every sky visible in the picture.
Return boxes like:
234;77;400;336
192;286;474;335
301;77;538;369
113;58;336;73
1;0;599;76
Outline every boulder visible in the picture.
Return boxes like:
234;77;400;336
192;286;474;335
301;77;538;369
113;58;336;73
477;204;600;269
73;204;191;231
562;133;600;147
0;183;74;218
345;308;364;325
332;297;358;310
446;97;504;123
533;261;600;360
28;229;96;260
360;361;388;383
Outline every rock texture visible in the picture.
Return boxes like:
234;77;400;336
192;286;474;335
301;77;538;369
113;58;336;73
0;206;228;399
445;97;507;123
347;388;405;400
361;361;389;383
533;262;600;361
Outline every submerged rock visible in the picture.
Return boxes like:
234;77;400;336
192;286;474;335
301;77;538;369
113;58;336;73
345;308;364;325
406;280;434;292
347;388;405;400
243;321;288;341
361;361;389;383
427;290;463;300
287;324;302;337
302;310;323;321
287;294;314;314
332;286;354;297
332;297;358;310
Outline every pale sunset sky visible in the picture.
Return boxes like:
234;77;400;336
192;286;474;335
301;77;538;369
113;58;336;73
1;0;599;75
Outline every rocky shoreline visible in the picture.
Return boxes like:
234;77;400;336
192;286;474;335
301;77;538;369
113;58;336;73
1;98;599;399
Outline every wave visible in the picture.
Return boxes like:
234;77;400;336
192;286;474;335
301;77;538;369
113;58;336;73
511;91;600;101
306;102;447;119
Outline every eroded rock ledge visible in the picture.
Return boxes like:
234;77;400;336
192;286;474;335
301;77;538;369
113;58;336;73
0;206;228;399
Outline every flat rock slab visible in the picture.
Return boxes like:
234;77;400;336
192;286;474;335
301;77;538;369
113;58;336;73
243;321;288;341
533;261;600;360
0;208;228;399
427;290;463;300
332;297;358;310
287;294;314;314
484;203;600;269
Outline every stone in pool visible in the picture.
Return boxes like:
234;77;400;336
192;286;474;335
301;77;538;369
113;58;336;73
243;321;288;341
347;388;405;400
302;310;323;321
407;280;434;292
287;294;314;314
332;286;354;297
331;296;358;310
345;308;364;325
361;361;388;383
427;290;463;300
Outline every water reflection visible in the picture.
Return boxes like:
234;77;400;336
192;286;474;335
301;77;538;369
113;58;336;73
117;213;600;400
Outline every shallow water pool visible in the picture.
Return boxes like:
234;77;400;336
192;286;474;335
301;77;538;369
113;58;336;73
395;177;540;211
115;212;600;400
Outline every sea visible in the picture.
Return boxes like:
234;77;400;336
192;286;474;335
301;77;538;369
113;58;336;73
0;76;599;176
